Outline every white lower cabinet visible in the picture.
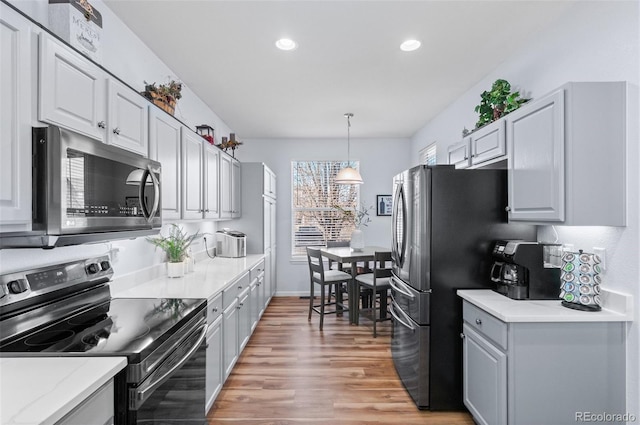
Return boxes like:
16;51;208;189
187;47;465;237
238;287;251;352
222;296;239;380
205;315;223;412
461;300;626;425
56;379;114;425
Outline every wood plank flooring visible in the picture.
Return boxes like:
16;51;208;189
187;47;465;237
207;296;474;424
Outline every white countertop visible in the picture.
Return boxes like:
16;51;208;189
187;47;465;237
0;357;126;425
457;289;634;323
111;254;265;300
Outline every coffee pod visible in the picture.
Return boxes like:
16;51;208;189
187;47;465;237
579;264;591;273
593;284;601;294
564;282;575;292
593;275;602;285
579;285;591;294
593;264;602;274
593;254;601;264
563;253;575;262
579;253;591;263
562;272;575;282
594;295;602;306
579;295;592;305
579;275;592;284
564;292;576;302
563;262;575;272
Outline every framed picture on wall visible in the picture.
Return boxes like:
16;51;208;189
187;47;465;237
377;195;392;216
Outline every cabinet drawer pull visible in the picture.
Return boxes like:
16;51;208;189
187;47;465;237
475;318;482;325
113;127;121;135
97;121;106;129
211;307;218;313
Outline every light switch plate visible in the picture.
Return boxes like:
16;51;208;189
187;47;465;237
593;247;606;270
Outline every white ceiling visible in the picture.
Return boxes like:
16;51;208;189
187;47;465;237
103;0;577;139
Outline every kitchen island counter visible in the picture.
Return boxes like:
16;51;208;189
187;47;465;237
0;357;126;425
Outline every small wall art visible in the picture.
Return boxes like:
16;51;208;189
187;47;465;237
377;195;392;216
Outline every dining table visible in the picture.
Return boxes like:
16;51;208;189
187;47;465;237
320;245;391;324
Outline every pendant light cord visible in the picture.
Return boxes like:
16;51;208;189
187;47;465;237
345;112;353;164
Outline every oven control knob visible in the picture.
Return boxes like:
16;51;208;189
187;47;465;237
7;279;28;294
100;261;111;271
87;263;100;274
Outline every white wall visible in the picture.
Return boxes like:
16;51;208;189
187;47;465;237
233;137;411;295
410;1;640;416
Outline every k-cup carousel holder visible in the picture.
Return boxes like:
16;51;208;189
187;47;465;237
559;250;602;312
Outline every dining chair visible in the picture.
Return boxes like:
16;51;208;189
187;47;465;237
354;251;392;337
306;247;351;330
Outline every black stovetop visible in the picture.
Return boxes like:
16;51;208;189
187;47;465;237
0;297;206;363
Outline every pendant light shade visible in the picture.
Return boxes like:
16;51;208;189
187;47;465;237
335;113;363;185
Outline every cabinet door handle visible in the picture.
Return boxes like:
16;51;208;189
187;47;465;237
475;318;482;325
505;206;511;212
212;307;218;313
460;333;465;339
97;121;106;129
113;127;121;135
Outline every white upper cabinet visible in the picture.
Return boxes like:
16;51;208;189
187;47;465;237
204;143;220;219
448;120;506;169
447;138;471;169
39;33;107;141
506;82;626;226
149;108;182;220
470;120;506;166
506;89;565;222
39;33;149;155
220;153;241;219
0;3;34;231
107;78;149;155
181;128;204;220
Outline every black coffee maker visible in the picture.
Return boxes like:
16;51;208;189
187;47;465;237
490;240;561;300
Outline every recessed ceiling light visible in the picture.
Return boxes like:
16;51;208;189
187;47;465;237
275;38;297;51
400;39;421;52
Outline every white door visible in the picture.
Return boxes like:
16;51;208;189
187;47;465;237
107;78;149;156
181;128;204;220
39;33;106;140
219;153;233;218
231;160;241;217
205;316;223;412
149;109;182;220
0;4;33;230
470;120;506;165
506;89;565;222
447;139;470;169
223;299;239;379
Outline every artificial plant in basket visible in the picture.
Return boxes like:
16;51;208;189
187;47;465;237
142;79;182;114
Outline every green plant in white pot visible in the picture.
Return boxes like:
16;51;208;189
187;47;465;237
147;224;199;278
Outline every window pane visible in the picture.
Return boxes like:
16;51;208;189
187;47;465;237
291;160;359;257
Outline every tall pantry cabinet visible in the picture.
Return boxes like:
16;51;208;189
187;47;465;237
232;163;277;306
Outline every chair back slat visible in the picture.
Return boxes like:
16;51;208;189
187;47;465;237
373;251;392;279
306;247;325;283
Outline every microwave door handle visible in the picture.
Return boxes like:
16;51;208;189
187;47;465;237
138;168;151;220
147;165;160;222
130;324;208;410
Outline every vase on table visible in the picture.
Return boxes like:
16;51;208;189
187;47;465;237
167;261;185;278
350;227;364;251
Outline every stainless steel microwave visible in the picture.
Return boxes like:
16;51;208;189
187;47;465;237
1;126;161;248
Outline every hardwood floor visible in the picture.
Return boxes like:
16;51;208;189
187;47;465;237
207;296;475;424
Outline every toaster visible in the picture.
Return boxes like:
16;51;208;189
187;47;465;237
216;229;246;258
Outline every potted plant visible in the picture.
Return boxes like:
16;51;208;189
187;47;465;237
334;204;372;251
147;224;199;278
474;79;528;128
142;79;182;115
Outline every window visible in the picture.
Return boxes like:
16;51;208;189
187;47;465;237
419;142;437;165
291;160;359;257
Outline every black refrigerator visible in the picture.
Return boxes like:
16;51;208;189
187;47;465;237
389;165;535;410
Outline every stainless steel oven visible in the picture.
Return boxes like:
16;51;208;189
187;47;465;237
0;125;161;248
0;256;208;425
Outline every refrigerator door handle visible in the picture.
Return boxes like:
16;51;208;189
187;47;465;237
391;184;407;267
390;275;419;299
390;301;415;332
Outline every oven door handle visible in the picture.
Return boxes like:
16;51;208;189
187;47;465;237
130;323;207;410
389;302;415;332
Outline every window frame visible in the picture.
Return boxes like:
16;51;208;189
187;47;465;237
290;159;360;260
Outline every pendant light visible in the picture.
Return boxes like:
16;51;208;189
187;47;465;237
335;113;363;185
